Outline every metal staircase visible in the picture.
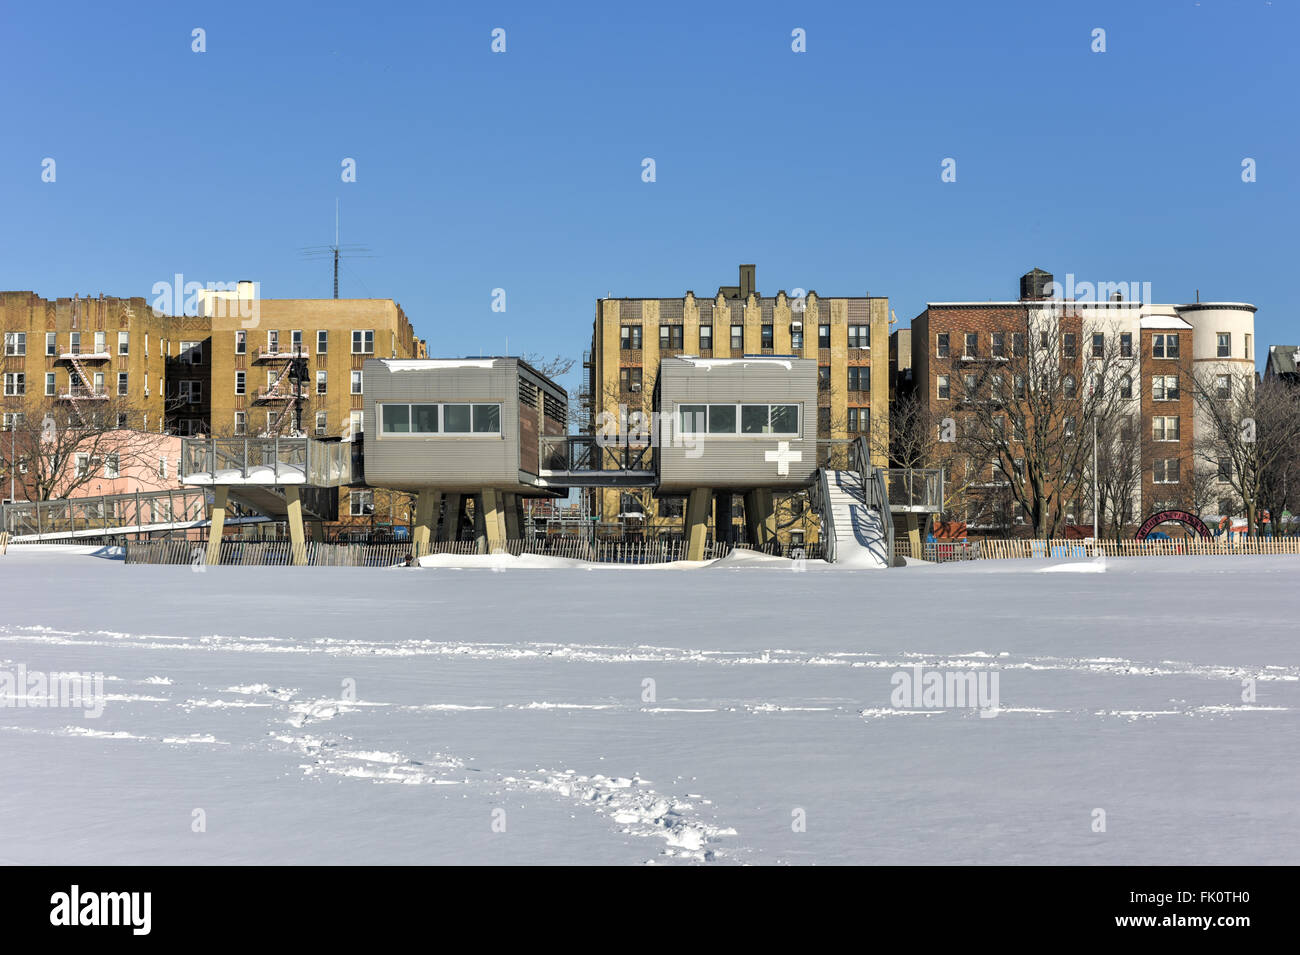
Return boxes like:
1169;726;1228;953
812;435;895;566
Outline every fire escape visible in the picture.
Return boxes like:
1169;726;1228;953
253;344;307;436
57;348;110;424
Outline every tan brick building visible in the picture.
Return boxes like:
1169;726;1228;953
585;264;891;541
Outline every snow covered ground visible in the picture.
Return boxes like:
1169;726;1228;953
1;545;1297;865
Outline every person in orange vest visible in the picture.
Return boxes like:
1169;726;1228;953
1262;509;1272;539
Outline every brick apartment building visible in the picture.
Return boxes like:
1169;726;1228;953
3;284;427;535
908;269;1257;534
585;264;891;541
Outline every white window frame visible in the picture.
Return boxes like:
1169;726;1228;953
4;332;26;356
234;330;246;355
350;370;363;395
45;372;56;396
674;402;801;437
316;370;327;394
235;371;246;395
377;402;504;437
317;330;328;354
118;331;130;355
103;453;120;479
3;372;24;396
315;411;327;436
352;329;375;354
234;411;247;436
117;372;128;396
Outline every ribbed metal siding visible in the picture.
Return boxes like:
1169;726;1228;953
656;358;819;489
362;359;521;489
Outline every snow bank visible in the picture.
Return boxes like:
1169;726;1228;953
1037;557;1107;574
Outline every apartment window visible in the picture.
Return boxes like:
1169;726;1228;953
1063;333;1077;358
1064;416;1076;438
1013;417;1026;443
351;329;374;354
103;453;120;479
730;324;743;350
315;411;327;436
3;372;24;396
316;370;327;395
1152;375;1180;401
848;325;869;349
351;489;374;517
960;373;975;398
936;332;949;358
847;407;869;434
317;330;328;354
1119;332;1133;358
991;332;1006;358
116;413;128;429
234;411;246;435
1216;332;1230;358
791;327;803;350
817;407;831;435
351;370;363;395
620;325;642;350
1152;416;1181;442
93;372;105;394
118;331;129;355
266;331;280;354
159;456;168;479
1119;414;1135;442
1152;333;1179;359
1217;457;1232;481
660;324;684;349
1092;374;1103;397
990;374;1004;399
349;410;364;437
1153;458;1181;484
45;372;55;396
1091;333;1105;358
117;372;128;396
75;453;90;478
847;366;870;391
1013;374;1026;399
619;366;643;392
1039;330;1049;350
698;325;712;351
677;403;799;436
1244;333;1252;360
94;331;106;354
936;374;950;400
964;332;977;357
235;330;246;354
1;412;22;431
1063;375;1076;398
180;340;204;364
1012;332;1025;357
658;496;685;518
291;330;303;353
42;332;55;357
818;324;831;349
818;366;831;391
760;324;774;349
1214;374;1231;400
179;380;202;404
69;331;81;354
235;371;246;395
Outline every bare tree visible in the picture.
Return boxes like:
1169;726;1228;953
943;307;1133;539
1189;371;1300;536
1;395;171;502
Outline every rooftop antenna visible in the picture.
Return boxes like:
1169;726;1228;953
300;200;375;298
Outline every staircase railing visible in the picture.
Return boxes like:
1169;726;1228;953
809;466;836;563
848;435;895;566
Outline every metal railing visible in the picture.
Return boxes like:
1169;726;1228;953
2;487;215;539
180;437;351;486
881;468;944;512
538;435;654;475
810;466;837;563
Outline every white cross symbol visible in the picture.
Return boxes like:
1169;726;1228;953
765;441;802;476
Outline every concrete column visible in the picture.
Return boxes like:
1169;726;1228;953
472;493;487;553
503;493;521;541
714;492;734;546
685;487;712;561
285;486;307;566
481;489;508;550
206;486;228;566
413;489;440;557
744;489;776;547
438;493;462;542
308;520;325;542
761;490;778;544
906;512;921;557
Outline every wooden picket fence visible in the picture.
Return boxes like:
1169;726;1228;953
962;537;1300;561
124;537;750;567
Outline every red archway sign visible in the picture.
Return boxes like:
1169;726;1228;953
1134;509;1212;541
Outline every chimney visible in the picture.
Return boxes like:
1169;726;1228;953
237;280;257;301
739;264;756;300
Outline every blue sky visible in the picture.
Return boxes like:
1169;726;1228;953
2;0;1294;390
